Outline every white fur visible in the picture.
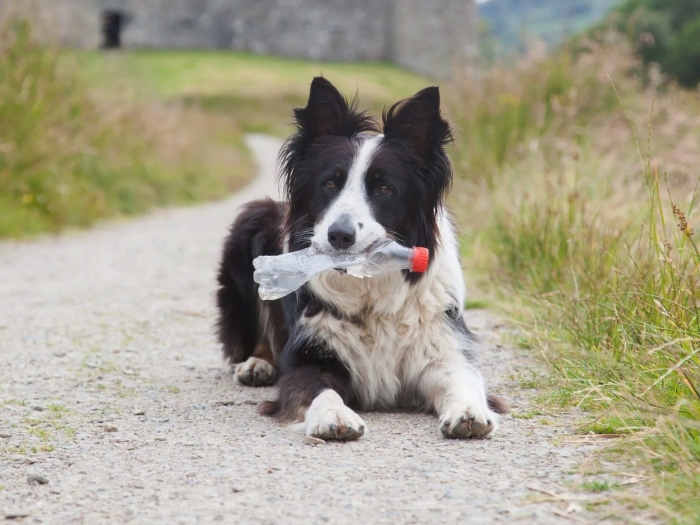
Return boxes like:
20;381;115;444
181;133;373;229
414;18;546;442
305;208;498;437
311;135;386;253
294;389;366;441
235;357;276;386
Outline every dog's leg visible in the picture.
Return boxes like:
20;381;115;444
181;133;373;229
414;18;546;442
260;363;365;441
418;354;499;439
301;387;365;441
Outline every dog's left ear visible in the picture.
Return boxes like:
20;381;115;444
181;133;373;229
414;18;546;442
382;87;453;158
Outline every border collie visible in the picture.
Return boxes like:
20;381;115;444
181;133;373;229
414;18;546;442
216;77;506;441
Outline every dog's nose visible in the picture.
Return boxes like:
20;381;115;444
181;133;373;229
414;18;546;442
327;220;356;249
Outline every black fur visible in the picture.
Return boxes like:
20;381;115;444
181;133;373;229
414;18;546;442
216;199;287;364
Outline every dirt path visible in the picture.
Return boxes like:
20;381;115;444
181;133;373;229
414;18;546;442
2;135;605;524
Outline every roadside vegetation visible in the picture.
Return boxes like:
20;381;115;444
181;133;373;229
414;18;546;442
449;31;699;523
0;16;254;237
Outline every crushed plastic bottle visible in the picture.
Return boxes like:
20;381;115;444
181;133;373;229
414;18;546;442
253;240;429;300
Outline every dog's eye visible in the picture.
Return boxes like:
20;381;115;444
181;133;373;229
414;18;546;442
376;184;392;195
324;180;338;190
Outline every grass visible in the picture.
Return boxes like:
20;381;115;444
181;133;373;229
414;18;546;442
448;31;700;523
75;50;430;137
0;17;252;237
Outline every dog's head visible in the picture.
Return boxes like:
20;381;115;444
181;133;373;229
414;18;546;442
280;77;453;266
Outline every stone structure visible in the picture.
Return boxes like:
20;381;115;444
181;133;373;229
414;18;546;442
2;0;476;78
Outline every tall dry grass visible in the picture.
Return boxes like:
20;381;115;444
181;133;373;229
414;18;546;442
0;16;251;237
448;31;700;522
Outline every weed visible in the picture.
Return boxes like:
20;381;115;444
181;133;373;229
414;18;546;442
583;479;617;493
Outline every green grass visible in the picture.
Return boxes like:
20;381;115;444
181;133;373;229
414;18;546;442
0;18;253;237
75;50;430;137
450;31;700;523
583;479;618;493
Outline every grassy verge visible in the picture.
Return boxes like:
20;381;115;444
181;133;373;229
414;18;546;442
75;50;430;137
0;17;256;237
449;33;700;522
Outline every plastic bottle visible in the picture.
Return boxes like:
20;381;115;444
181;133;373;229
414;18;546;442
253;240;429;300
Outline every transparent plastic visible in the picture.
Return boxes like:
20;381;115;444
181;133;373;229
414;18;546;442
253;240;429;301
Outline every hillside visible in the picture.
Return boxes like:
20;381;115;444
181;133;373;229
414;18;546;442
478;0;621;51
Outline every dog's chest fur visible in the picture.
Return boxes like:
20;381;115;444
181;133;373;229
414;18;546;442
301;211;469;409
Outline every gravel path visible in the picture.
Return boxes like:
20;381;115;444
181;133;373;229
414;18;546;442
2;135;609;524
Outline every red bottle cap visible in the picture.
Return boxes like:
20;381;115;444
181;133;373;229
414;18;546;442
411;247;429;273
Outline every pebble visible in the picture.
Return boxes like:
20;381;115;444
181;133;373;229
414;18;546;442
104;425;118;432
31;405;45;412
304;437;326;446
0;432;11;438
133;410;146;416
27;474;49;485
5;510;31;520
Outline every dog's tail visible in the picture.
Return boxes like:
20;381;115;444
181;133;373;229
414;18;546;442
216;199;286;364
258;400;280;417
487;394;510;415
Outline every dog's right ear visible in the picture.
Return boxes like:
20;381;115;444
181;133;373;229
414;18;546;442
295;77;351;140
292;77;378;142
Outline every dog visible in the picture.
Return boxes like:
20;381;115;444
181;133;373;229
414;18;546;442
216;77;506;441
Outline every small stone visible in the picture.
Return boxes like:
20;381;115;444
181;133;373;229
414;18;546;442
243;400;257;406
304;436;326;446
5;510;31;519
214;401;236;406
31;405;45;412
27;474;49;485
193;404;206;410
231;488;243;493
155;437;167;442
0;432;11;438
133;410;146;416
104;425;118;432
53;351;66;357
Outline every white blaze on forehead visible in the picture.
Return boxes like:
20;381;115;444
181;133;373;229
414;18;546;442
345;135;382;197
313;135;386;251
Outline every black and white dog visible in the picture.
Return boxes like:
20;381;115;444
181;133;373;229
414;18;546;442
216;77;506;441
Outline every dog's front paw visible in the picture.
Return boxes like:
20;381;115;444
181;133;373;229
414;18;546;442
439;402;498;439
235;357;276;387
304;390;366;441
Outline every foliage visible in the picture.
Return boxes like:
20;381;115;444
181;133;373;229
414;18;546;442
0;17;251;237
449;34;700;522
609;0;700;87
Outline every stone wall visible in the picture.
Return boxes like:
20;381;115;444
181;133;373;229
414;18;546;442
0;0;475;78
391;0;477;78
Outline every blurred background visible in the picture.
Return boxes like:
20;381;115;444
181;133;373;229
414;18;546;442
0;0;699;521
